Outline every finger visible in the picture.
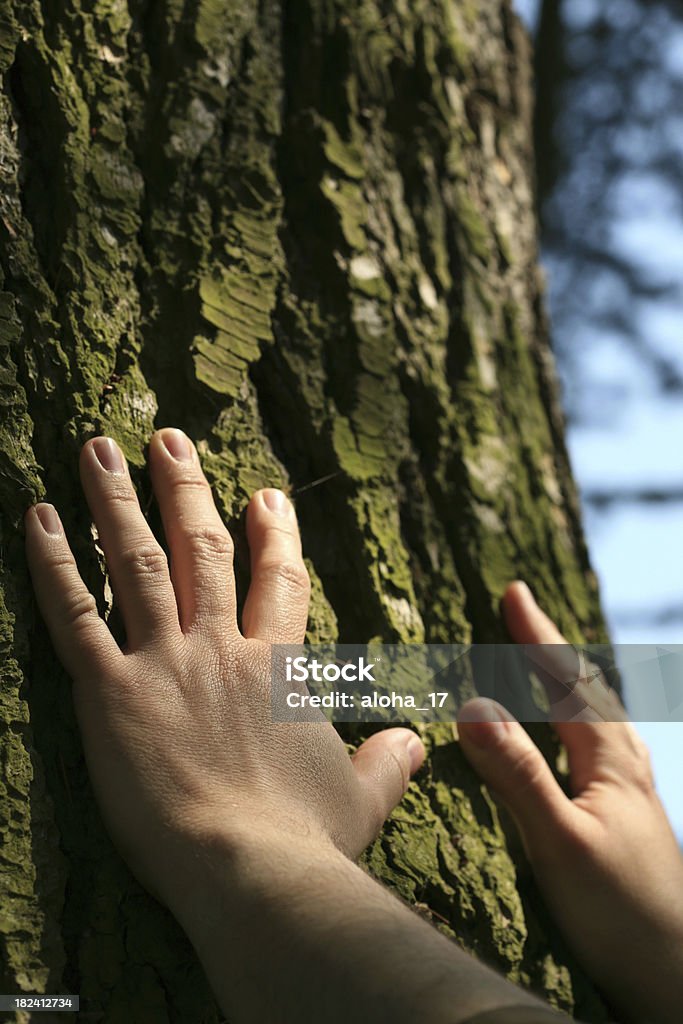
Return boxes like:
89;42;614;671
502;581;640;793
502;581;595;713
148;428;238;636
79;437;180;649
25;503;123;682
352;729;425;843
242;489;310;643
502;580;566;645
457;698;576;858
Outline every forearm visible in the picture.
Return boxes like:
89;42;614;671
171;827;554;1024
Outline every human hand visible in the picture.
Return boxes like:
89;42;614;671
457;582;683;1024
24;430;425;912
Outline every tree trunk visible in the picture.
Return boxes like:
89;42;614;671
0;1;610;1020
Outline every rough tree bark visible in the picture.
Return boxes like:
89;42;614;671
0;1;611;1021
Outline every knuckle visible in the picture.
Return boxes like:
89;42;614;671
172;474;213;498
43;549;77;574
184;525;234;563
256;560;310;598
62;589;100;630
117;542;169;578
103;486;139;509
387;746;410;797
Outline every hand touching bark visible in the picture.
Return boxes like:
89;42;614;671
457;582;683;1024
25;432;571;1024
24;430;425;906
26;443;606;1024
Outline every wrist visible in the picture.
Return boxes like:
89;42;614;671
163;822;366;1020
161;818;343;934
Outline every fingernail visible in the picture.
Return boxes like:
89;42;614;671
458;701;510;746
406;735;426;774
159;428;193;462
262;488;289;515
92;437;125;473
35;503;63;537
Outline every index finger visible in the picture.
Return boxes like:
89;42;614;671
503;581;641;793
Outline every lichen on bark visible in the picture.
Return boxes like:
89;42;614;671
0;1;609;1020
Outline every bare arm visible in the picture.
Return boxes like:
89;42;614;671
172;823;556;1024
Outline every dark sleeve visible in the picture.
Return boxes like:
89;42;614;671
461;1006;594;1024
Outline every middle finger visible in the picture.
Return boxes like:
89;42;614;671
148;428;239;637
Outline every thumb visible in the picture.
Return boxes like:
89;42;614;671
352;728;425;843
457;699;573;857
